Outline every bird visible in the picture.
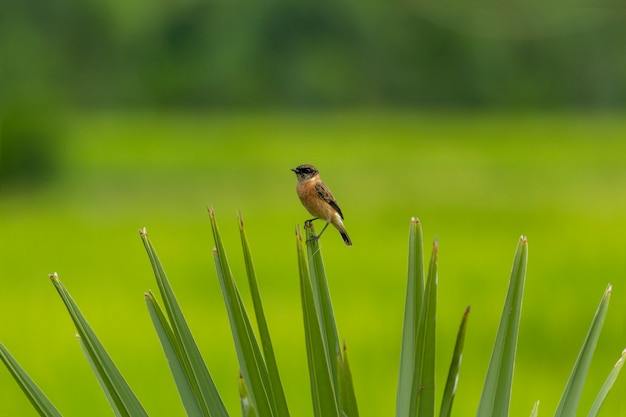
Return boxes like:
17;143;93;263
291;164;352;246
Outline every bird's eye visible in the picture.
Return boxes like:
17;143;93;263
303;168;312;173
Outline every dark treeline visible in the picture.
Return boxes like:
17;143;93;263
3;0;626;109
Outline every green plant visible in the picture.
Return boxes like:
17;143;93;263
1;211;623;416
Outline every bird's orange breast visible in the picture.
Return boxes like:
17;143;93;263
296;180;335;221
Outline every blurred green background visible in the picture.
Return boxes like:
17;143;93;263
1;1;625;416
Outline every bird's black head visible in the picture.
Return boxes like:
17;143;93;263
291;164;319;181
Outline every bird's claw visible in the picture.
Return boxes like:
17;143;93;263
306;235;320;243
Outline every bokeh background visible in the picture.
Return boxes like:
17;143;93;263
1;1;625;416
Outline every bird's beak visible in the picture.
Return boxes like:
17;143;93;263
290;168;297;173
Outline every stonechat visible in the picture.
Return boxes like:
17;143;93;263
291;164;352;246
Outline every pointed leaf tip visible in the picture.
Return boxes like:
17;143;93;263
238;211;244;229
520;235;527;243
139;227;147;236
48;272;59;282
411;217;420;224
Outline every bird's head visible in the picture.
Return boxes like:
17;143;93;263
291;164;319;182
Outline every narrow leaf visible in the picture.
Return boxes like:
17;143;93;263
140;229;227;417
587;348;625;417
49;272;149;417
240;372;258;417
304;221;342;402
145;291;204;417
476;236;528;417
397;217;425;417
77;335;124;417
0;343;63;417
338;342;359;417
410;238;438;417
440;306;470;417
209;208;275;417
238;212;290;417
529;401;539;417
297;225;341;417
555;284;612;417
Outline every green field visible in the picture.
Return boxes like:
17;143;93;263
1;110;624;416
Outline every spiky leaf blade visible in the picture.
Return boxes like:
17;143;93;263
209;208;275;417
76;335;124;417
338;342;359;417
140;229;227;417
440;306;470;417
410;238;438;417
297;226;340;417
0;343;63;417
397;217;425;417
555;284;612;417
240;373;258;417
145;291;204;417
476;236;528;417
238;212;290;417
304;221;342;402
587;348;625;417
49;273;148;417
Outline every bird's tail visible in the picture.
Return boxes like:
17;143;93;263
340;231;352;246
332;217;352;246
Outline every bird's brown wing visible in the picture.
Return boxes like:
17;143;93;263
315;182;344;219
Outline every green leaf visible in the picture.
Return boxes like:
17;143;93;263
304;221;342;401
0;343;63;417
555;284;612;417
397;217;425;417
238;212;290;417
338;342;359;417
439;306;470;417
77;335;124;417
239;373;258;417
49;272;149;417
476;236;528;417
209;208;275;417
410;238;438;417
144;291;204;417
297;225;341;417
587;348;625;417
529;401;539;417
139;229;228;417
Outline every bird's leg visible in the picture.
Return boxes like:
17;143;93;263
304;218;318;241
307;221;330;242
316;221;330;238
304;217;318;227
